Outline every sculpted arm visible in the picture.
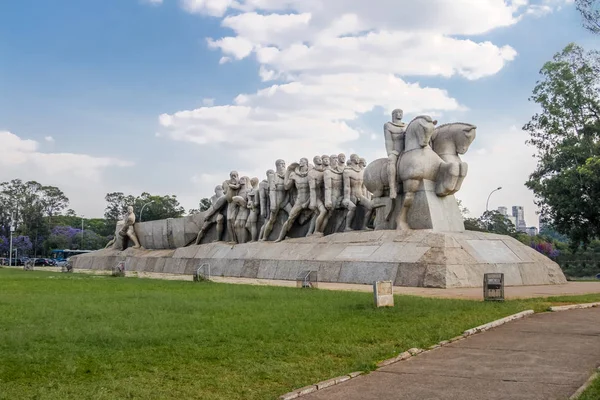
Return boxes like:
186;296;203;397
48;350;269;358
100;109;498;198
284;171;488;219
309;175;317;209
324;171;333;209
283;171;295;191
343;171;351;202
384;123;395;156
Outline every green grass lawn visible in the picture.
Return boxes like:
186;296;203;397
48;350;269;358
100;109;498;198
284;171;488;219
579;374;600;400
2;268;600;400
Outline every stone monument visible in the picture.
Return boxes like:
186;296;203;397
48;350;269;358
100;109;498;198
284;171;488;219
71;109;567;288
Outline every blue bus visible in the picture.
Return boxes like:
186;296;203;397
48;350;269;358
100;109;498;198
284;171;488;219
50;249;93;262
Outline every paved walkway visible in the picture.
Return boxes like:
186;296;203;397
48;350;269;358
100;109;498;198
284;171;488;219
303;307;600;400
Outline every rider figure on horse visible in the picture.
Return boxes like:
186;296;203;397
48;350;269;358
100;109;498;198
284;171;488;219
384;109;406;199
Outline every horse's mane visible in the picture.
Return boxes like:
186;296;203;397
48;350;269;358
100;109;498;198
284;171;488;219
405;115;434;132
435;122;476;130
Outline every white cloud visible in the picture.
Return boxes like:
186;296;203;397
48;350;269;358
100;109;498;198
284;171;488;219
160;0;570;218
180;0;236;17
202;98;215;106
0;131;135;217
0;130;133;181
44;136;55;142
159;73;463;165
143;0;163;4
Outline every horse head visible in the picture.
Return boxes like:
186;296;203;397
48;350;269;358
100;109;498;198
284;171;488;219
456;125;476;154
431;123;477;156
405;115;438;150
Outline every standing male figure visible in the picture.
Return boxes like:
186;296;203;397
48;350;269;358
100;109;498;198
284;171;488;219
324;154;345;232
384;108;407;199
115;206;142;250
194;185;226;245
260;160;291;241
275;158;311;242
224;171;241;242
342;154;374;231
308;155;328;236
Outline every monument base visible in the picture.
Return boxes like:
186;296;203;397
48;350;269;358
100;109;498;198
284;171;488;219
73;230;566;288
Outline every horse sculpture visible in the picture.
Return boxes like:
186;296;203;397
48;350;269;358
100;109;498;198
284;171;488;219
363;116;476;230
431;123;477;196
396;115;440;229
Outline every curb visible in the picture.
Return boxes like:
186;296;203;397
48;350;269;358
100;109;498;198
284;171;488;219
569;367;600;400
550;302;600;312
278;310;535;399
462;310;534;337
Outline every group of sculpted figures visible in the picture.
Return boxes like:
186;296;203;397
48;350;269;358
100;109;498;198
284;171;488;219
192;152;373;245
191;109;477;244
111;108;476;250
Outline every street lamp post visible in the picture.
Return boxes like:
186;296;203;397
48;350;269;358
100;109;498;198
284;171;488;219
8;212;14;267
485;187;503;212
81;216;84;250
139;200;154;222
485;187;503;231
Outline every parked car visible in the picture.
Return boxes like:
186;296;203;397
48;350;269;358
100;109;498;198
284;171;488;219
34;258;53;266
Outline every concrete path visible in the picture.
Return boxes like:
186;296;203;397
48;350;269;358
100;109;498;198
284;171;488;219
303;308;600;400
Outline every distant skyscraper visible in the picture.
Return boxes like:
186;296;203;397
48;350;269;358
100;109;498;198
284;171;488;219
526;227;539;236
512;206;526;230
497;206;508;216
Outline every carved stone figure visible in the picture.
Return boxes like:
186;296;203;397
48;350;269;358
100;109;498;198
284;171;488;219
308;155;328;236
384;109;407;200
232;176;251;243
260;160;291;241
397;115;439;230
342;154;374;231
323;154;345;232
258;170;274;240
194;185;226;244
431;123;477;196
338;153;346;168
114;206;141;250
245;177;261;242
275;158;311;242
224;171;241;242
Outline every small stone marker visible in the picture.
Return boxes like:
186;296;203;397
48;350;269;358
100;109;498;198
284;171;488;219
483;272;504;301
61;260;73;273
112;261;125;277
23;259;34;271
373;280;394;307
193;263;211;282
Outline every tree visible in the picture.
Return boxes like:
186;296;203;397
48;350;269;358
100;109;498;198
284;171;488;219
199;198;211;212
576;0;600;34
479;210;518;236
40;186;69;223
524;43;600;246
104;192;135;223
104;192;185;223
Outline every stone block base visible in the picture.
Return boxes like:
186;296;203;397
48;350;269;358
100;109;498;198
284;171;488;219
72;230;567;288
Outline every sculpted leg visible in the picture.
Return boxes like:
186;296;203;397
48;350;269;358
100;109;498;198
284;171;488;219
397;179;419;230
216;214;224;241
127;229;141;249
452;161;469;194
276;205;302;242
436;163;459;197
315;203;328;235
388;152;399;200
195;220;212;245
359;197;374;230
260;209;278;241
343;199;357;232
226;203;238;243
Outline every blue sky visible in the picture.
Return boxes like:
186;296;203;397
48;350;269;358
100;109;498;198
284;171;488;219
1;0;597;226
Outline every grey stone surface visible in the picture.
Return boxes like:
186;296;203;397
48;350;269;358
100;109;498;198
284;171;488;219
71;230;567;288
301;308;600;400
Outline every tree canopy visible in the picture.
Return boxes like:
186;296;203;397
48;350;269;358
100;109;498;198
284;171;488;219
104;192;185;223
524;43;600;246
